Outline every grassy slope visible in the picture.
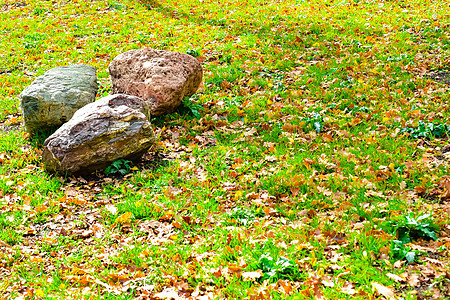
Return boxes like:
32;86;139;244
0;0;449;298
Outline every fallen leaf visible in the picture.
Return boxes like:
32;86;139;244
244;127;257;136
407;274;420;287
116;212;132;224
321;276;335;287
371;282;396;299
439;176;450;198
154;287;184;300
393;260;404;268
242;270;263;281
105;204;118;215
0;240;12;248
386;273;406;283
340;282;357;295
172;221;182;229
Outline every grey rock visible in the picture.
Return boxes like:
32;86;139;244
42;94;156;175
109;48;202;116
20;64;98;133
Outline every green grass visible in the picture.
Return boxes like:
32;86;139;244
0;0;449;298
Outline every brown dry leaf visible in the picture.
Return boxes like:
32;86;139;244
422;257;445;267
244;127;257;136
0;240;12;248
386;273;406;283
414;185;427;195
228;264;243;274
282;123;295;133
371;282;396;299
323;133;333;142
393;260;404;268
321;276;335;287
242;270;263;281
313;284;325;300
105;204;118;215
210;267;222;279
439;176;450;198
23;195;31;206
290;186;300;197
407;273;420;287
246;192;259;199
66;187;78;197
154;287;184;300
340;282;356;295
264;155;278;162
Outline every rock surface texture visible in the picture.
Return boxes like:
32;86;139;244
42;94;155;175
19;64;98;133
109;48;203;116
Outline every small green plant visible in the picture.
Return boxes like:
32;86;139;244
251;253;300;283
402;121;450;139
178;96;203;119
382;213;439;263
109;1;126;10
105;159;131;176
392;213;438;243
224;207;264;226
301;112;323;133
0;229;23;246
391;240;418;263
23;33;46;49
386;53;409;62
33;7;48;16
344;105;370;114
186;49;201;57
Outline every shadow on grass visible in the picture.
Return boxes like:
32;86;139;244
137;0;322;52
151;101;202;127
28;126;59;148
428;70;450;85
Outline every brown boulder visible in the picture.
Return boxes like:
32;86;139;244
108;48;202;116
42;94;156;175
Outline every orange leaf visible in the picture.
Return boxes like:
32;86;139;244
172;221;182;229
116;212;132;224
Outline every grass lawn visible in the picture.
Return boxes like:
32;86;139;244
0;0;449;298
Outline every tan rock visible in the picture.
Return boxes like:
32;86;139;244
109;48;202;116
42;94;155;175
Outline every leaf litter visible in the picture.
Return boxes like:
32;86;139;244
0;0;450;299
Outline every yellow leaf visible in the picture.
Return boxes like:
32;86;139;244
130;166;139;171
234;190;244;200
36;289;44;297
116;212;132;224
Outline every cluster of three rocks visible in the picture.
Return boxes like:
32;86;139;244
19;48;203;175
